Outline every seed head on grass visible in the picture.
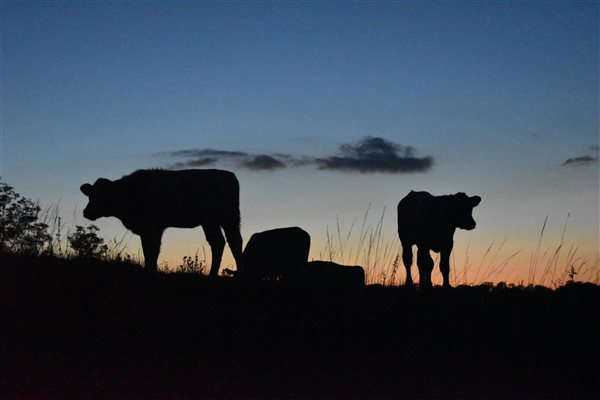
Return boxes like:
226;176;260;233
177;251;206;274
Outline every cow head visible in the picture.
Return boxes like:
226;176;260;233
451;193;481;230
80;178;115;221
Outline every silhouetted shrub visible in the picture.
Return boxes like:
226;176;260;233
177;254;205;274
0;182;51;254
67;224;108;259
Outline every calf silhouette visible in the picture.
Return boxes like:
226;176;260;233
80;169;243;276
307;261;365;289
397;191;481;288
243;227;310;281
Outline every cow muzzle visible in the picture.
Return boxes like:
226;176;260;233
463;221;476;230
83;208;98;221
458;218;477;230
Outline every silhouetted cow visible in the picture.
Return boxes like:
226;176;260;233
307;261;365;289
397;191;481;288
243;227;310;281
80;169;243;276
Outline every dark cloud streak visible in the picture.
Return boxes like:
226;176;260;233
162;137;434;174
241;155;286;171
316;137;433;173
561;155;599;166
164;148;249;170
166;149;248;158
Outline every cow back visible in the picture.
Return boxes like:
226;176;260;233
397;191;455;251
243;227;311;280
112;169;240;230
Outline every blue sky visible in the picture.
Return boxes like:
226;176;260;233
2;2;598;283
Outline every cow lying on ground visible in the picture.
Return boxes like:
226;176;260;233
242;227;310;281
397;191;481;288
80;169;243;277
306;261;365;289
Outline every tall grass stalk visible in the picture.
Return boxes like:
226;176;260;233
473;242;494;285
365;207;385;284
322;205;398;284
479;249;522;284
460;242;472;285
539;213;569;286
353;204;372;266
529;216;548;285
40;202;64;255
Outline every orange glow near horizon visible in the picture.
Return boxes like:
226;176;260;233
152;230;599;287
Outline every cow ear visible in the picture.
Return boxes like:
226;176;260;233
470;196;481;207
80;183;93;196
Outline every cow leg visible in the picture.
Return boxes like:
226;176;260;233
222;223;244;276
141;230;163;273
203;224;225;278
401;243;414;287
440;243;453;288
417;248;434;289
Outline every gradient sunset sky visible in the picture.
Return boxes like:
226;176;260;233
2;2;598;284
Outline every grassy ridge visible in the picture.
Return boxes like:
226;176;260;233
1;252;599;399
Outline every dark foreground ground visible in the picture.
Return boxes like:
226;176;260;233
1;253;599;399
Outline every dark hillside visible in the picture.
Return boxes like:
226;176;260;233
1;252;598;399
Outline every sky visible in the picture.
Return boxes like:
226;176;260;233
1;2;598;285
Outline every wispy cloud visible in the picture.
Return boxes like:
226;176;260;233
169;158;217;169
163;148;248;159
561;155;599;166
162;148;248;170
241;155;286;171
161;136;434;174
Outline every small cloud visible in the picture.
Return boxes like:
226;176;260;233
166;149;248;158
591;145;600;152
241;155;286;171
163;148;250;170
561;155;599;166
316;136;433;174
169;157;217;169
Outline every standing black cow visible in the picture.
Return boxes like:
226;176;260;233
397;191;481;288
80;169;243;277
